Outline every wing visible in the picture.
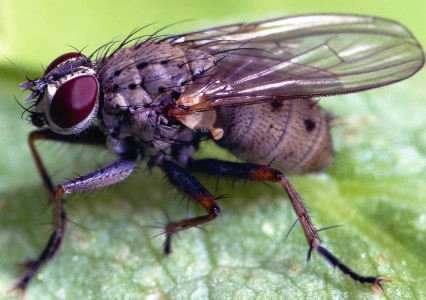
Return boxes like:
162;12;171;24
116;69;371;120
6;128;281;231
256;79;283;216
166;14;424;115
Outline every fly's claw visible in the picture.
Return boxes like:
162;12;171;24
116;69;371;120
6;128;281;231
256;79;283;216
371;277;390;294
8;260;40;299
8;281;28;300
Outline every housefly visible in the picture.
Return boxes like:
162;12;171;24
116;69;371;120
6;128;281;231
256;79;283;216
12;14;424;296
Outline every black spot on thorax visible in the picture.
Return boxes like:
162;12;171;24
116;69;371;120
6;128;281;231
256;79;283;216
140;77;147;90
136;62;148;69
171;90;181;99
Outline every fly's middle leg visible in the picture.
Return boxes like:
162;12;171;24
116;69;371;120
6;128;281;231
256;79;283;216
156;159;220;254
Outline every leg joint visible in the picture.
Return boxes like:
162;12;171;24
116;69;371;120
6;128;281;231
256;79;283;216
210;205;221;217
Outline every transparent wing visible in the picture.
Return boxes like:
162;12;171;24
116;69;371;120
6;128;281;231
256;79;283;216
166;14;424;114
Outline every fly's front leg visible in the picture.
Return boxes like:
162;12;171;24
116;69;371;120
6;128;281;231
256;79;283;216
11;130;136;295
28;127;107;202
156;159;220;254
11;158;136;295
187;159;388;294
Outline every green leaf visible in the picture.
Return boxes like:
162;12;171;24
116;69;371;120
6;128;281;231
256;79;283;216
1;1;425;299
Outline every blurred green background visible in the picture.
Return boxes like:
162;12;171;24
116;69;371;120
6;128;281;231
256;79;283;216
0;0;425;299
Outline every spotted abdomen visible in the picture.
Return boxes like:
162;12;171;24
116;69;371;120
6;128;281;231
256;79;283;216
214;98;333;174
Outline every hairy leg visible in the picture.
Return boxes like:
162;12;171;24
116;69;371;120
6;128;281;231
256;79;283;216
186;158;388;293
156;158;221;254
11;128;135;296
28;127;107;201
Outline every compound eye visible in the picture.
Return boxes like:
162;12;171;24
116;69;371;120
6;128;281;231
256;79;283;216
49;75;99;129
44;52;84;75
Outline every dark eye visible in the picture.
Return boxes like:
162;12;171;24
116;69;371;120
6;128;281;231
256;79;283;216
44;52;83;75
49;75;99;129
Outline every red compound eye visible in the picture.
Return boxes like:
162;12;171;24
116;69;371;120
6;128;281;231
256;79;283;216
50;75;98;129
44;52;83;75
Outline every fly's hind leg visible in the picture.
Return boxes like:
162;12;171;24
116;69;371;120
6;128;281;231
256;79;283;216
187;158;389;294
156;159;220;254
10;128;136;296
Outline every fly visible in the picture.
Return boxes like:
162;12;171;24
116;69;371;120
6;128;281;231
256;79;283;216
12;14;424;296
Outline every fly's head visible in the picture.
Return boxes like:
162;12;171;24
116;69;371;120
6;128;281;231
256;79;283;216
20;52;100;135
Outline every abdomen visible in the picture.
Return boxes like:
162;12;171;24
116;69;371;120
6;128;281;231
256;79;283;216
214;98;333;174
